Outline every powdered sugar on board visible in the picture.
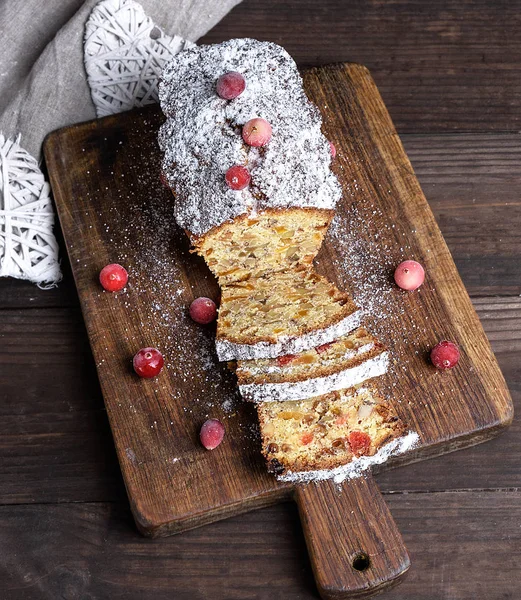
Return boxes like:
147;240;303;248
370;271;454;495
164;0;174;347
79;118;241;417
323;181;433;403
158;38;341;236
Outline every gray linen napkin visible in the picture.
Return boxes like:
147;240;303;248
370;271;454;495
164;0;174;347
0;0;241;158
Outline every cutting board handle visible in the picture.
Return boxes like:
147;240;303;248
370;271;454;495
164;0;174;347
294;473;409;599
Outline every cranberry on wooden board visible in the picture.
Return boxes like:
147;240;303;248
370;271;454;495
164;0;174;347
189;297;217;324
225;165;251;190
242;118;272;147
99;263;128;292
133;348;164;378
200;419;225;450
394;260;425;291
431;340;460;370
216;71;246;99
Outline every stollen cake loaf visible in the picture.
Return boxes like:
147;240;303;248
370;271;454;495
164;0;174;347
158;38;360;361
158;38;416;482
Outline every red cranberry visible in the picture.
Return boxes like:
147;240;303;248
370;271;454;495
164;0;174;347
133;347;164;378
277;354;296;367
348;431;371;456
394;260;425;291
216;72;246;100
329;141;336;158
301;432;314;446
431;340;460;370
99;263;128;292
225;165;251;190
316;342;333;354
242;118;272;147
189;297;217;324
200;419;225;450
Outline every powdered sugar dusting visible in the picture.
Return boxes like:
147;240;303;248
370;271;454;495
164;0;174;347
240;351;389;403
327;209;398;324
243;341;375;378
158;38;341;236
216;309;362;361
278;431;419;484
84;131;240;417
325;178;432;400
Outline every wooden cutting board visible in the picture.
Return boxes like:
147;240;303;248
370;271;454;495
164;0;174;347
44;63;513;600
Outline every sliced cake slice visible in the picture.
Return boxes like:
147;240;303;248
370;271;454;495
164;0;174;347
216;269;361;361
257;386;408;479
192;207;334;286
236;327;388;402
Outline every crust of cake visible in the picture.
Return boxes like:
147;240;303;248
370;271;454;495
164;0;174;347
276;432;419;483
216;267;358;346
215;307;362;361
216;297;358;345
257;387;407;475
189;206;335;246
239;350;389;403
236;328;385;385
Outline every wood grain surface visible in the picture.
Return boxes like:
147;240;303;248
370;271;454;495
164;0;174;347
296;477;410;599
1;492;520;600
2;1;521;598
42;61;512;598
200;0;521;134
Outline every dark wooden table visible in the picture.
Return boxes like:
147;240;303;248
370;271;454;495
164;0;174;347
1;1;520;598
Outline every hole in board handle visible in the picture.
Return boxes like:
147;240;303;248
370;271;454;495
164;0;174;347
352;552;371;571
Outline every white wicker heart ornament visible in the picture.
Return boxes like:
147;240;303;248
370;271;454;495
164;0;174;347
0;135;61;288
84;0;194;117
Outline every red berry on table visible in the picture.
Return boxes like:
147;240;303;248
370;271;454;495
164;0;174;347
329;141;336;159
431;340;460;370
348;431;371;456
242;118;272;147
225;165;251;190
133;347;164;378
99;263;128;292
394;260;425;291
189;297;217;324
216;71;246;100
200;419;225;450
